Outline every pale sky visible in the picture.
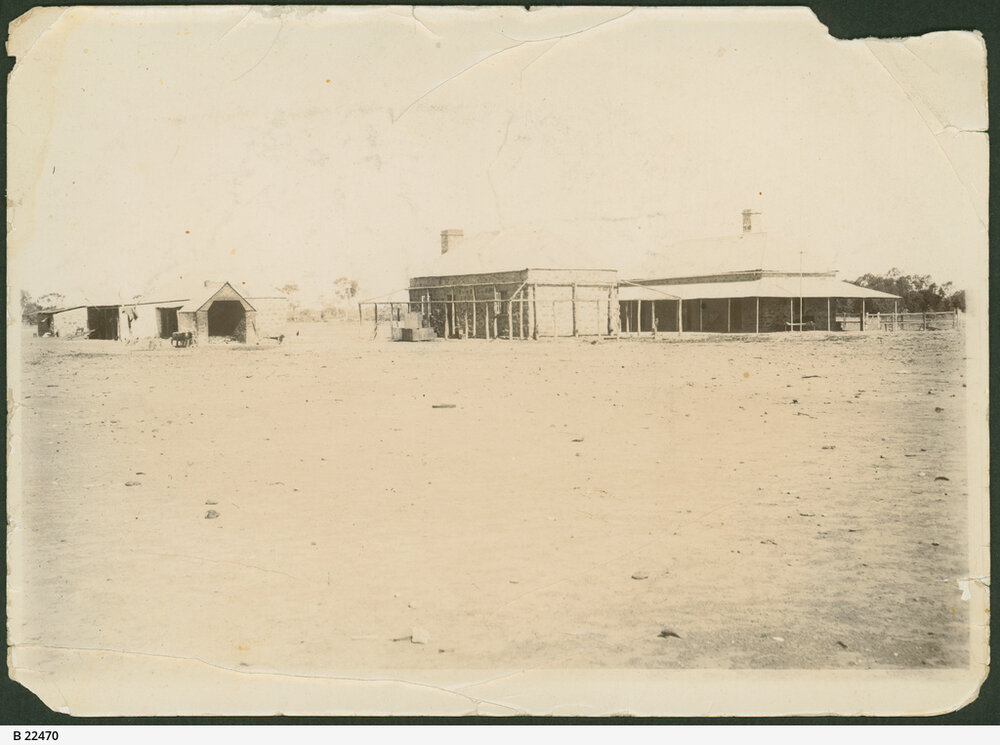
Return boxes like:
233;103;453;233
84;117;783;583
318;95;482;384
7;6;988;308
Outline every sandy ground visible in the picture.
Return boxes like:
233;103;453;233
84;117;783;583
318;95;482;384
11;322;969;675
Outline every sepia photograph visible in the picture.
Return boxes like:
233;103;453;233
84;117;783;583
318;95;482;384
5;5;990;717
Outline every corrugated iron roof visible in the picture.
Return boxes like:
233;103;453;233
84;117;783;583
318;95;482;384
137;278;286;305
178;282;256;313
411;230;618;278
631;232;832;278
412;227;835;281
618;276;900;301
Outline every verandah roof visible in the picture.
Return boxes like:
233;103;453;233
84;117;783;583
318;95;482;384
618;276;900;302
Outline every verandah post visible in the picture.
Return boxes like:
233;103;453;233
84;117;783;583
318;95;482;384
492;285;499;339
571;283;578;337
608;286;614;336
531;284;538;340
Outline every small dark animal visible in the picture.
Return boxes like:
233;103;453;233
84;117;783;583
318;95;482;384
265;334;285;344
171;331;194;348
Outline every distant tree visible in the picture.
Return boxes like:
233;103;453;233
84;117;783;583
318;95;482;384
320;277;360;320
22;291;66;324
853;269;965;313
20;291;41;325
38;292;65;309
279;282;302;319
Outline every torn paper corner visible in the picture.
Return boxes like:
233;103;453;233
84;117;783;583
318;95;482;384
8;664;71;716
6;6;69;59
862;30;988;135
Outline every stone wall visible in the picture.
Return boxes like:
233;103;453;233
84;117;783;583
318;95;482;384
50;308;88;337
249;297;289;339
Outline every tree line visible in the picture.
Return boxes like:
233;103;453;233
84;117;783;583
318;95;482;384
279;277;360;321
852;269;965;313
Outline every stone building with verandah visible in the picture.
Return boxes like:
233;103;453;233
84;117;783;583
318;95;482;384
617;229;900;334
361;217;900;340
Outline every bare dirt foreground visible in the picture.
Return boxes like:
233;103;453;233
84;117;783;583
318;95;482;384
12;323;969;676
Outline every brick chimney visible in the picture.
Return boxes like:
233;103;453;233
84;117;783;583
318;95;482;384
742;209;761;234
440;229;463;254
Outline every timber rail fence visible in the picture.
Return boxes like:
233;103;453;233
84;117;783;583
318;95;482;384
837;309;964;332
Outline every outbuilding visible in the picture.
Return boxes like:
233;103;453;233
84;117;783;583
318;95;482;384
35;280;288;343
367;230;620;339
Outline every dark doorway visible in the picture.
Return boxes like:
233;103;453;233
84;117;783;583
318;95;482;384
87;307;119;340
157;308;179;338
207;300;246;341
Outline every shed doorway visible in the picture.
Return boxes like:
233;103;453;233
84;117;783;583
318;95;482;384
87;307;119;340
157;307;179;338
207;300;246;341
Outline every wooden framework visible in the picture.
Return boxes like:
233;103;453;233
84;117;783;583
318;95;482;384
358;280;618;340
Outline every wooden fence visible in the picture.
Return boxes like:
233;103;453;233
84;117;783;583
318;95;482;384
837;309;964;332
